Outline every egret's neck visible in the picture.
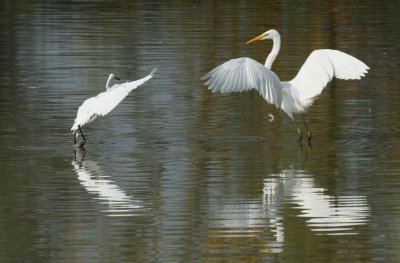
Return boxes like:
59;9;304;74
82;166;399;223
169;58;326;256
105;76;113;89
265;36;281;69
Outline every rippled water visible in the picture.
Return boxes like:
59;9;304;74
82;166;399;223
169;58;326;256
0;0;399;262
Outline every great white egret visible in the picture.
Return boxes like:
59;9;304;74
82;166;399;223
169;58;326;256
201;29;369;141
71;69;156;146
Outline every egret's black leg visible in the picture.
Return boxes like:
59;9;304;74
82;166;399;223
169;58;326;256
78;125;86;142
74;130;78;144
301;116;312;142
294;120;303;142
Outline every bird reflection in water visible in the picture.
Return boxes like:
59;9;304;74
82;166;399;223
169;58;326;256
263;168;370;235
207;167;370;254
72;149;142;217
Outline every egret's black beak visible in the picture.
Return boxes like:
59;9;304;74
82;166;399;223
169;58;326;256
115;76;120;80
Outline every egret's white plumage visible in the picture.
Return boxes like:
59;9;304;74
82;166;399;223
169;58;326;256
71;69;156;144
202;29;369;140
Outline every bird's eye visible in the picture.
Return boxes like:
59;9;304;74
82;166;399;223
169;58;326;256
115;76;120;80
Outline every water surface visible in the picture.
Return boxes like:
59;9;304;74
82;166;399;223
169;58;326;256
0;1;399;262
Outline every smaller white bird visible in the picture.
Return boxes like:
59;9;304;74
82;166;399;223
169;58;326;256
71;69;156;146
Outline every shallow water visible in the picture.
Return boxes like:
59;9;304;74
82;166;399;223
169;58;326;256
0;0;399;262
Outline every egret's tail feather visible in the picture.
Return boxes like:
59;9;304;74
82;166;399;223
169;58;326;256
150;67;158;76
132;68;156;88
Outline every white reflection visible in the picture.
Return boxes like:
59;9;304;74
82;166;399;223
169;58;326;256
208;167;370;254
263;168;370;235
208;193;284;253
72;152;142;217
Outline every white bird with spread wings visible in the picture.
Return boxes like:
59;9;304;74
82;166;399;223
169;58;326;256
202;29;369;142
71;69;156;146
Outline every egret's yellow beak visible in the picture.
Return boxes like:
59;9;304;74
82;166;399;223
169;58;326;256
245;33;265;45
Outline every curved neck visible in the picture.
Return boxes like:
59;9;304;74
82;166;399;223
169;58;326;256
265;36;281;69
106;75;113;89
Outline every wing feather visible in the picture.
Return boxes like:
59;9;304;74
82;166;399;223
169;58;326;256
202;57;283;107
289;49;369;101
92;71;155;117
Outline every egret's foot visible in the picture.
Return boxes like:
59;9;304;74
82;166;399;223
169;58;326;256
74;140;86;148
78;140;86;147
307;131;312;142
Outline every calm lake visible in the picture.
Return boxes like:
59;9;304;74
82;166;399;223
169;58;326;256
0;0;399;262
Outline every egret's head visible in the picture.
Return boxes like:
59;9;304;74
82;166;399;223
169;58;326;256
245;29;280;44
109;74;120;81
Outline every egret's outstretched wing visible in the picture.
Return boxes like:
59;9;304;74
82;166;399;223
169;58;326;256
94;69;156;116
289;49;369;100
202;58;283;108
71;69;156;131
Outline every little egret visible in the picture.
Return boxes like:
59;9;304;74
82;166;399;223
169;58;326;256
71;69;156;146
201;29;369;142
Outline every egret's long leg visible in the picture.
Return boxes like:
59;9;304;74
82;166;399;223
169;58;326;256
293;119;303;142
74;130;78;144
78;125;86;142
301;116;312;141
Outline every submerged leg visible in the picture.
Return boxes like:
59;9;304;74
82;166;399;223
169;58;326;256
301;116;312;142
